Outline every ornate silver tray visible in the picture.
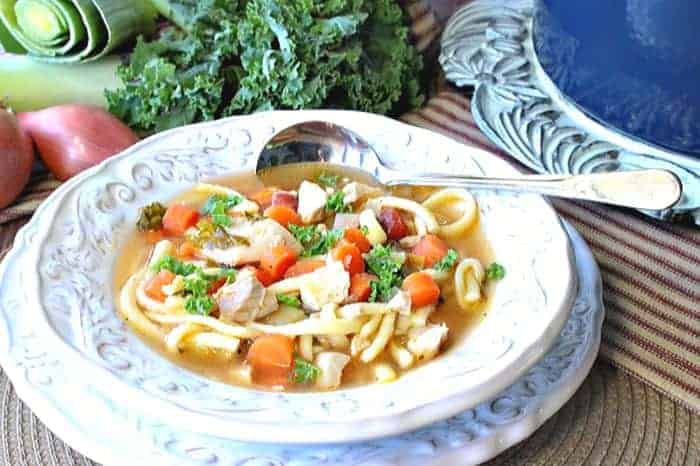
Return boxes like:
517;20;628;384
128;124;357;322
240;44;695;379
439;0;700;225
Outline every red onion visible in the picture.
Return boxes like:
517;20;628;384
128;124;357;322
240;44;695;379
18;105;138;181
0;107;34;209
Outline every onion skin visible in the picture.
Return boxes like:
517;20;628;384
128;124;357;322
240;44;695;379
18;105;138;181
0;108;34;210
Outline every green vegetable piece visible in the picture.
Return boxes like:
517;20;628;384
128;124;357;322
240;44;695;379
184;294;216;316
326;191;351;213
136;202;167;232
433;249;458;272
151;255;198;276
289;224;342;257
218;268;237;284
485;262;506;281
292;357;320;384
202;194;243;227
106;0;424;133
365;244;404;302
277;294;301;308
317;172;339;188
359;225;369;236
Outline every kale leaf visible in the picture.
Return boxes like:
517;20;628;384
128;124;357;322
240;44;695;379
107;0;424;133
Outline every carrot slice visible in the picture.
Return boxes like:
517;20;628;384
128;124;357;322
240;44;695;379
411;234;449;268
264;205;302;228
284;259;326;278
402;272;440;307
250;188;278;209
349;272;378;302
332;240;365;276
343;227;371;253
247;334;295;386
255;267;276;286
162;204;200;236
260;245;298;281
144;229;164;244
144;270;176;302
177;241;197;258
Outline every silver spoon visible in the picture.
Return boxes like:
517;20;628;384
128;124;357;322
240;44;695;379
256;121;682;210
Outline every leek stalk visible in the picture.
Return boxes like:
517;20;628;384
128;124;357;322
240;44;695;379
0;53;121;110
0;0;157;63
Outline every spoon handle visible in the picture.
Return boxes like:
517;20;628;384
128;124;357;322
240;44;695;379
384;169;682;211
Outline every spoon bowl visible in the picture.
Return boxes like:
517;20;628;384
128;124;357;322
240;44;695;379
257;121;683;211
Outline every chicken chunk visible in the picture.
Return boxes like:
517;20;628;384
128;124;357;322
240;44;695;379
315;351;351;390
406;324;448;361
298;261;350;311
297;181;327;223
199;218;302;266
342;182;382;205
216;270;278;323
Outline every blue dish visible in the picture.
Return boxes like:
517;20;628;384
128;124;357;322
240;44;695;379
533;0;700;157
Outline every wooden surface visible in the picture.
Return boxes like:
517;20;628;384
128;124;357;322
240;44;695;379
1;220;699;466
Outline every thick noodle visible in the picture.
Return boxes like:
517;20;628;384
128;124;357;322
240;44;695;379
421;189;478;238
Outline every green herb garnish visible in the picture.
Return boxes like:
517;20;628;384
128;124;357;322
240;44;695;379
184;294;216;316
485;262;506;281
202;194;243;227
136;202;167;232
317;172;339;188
218;268;237;285
289;225;342;257
326;191;351;213
360;225;369;236
277;294;301;308
365;244;404;302
433;249;458;272
292;357;321;384
151;255;198;276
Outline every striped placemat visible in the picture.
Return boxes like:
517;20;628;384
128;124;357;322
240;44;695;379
1;0;697;416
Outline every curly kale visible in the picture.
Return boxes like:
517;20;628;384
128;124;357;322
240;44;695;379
107;0;424;133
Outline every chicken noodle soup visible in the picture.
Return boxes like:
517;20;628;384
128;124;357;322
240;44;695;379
114;164;502;391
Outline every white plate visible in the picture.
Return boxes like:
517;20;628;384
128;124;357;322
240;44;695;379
2;110;576;443
0;221;601;466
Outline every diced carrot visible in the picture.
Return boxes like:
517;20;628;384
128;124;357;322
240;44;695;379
378;207;409;240
402;272;441;308
144;270;176;302
144;229;164;244
332;240;365;276
349;272;377;302
247;334;295;386
260;245;298;281
250;188;278;209
411;234;449;268
255;267;276;286
284;259;326;278
177;241;197;258
343;227;371;253
162;204;200;236
264;205;302;228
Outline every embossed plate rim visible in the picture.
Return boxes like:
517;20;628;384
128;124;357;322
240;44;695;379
11;110;576;443
0;217;602;466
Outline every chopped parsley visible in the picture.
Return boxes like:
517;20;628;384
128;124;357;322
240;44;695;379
277;294;301;308
201;194;243;227
317;172;339;188
292;357;321;384
186;219;238;248
325;191;351;213
485;262;506;281
184;294;216;316
434;249;459;272
152;256;232;316
360;225;369;236
136;202;167;232
365;245;404;302
289;224;342;257
151;255;198;276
